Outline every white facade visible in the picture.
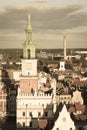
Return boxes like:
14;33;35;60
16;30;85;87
21;59;37;76
59;61;65;71
59;94;72;104
17;91;53;128
13;71;21;81
72;90;83;104
52;104;76;130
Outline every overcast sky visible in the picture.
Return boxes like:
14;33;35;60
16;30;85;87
0;0;87;49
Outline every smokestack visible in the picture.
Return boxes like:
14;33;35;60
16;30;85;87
63;35;66;61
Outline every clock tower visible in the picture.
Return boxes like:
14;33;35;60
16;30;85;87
20;13;38;94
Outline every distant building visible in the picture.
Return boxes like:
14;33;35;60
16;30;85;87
59;61;65;71
72;90;83;105
36;51;48;59
0;54;3;60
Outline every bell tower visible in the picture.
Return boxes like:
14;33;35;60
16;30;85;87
23;13;35;59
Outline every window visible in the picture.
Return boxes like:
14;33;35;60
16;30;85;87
61;65;63;68
29;121;32;127
23;122;25;127
23;112;25;116
70;128;72;130
64;97;66;99
29;112;32;117
38;112;41;117
31;88;34;94
28;72;30;75
45;111;48;117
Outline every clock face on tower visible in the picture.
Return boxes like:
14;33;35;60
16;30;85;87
62;117;66;122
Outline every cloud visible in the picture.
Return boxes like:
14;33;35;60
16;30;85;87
0;4;87;48
0;5;87;32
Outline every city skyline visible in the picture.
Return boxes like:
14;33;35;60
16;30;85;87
0;0;87;49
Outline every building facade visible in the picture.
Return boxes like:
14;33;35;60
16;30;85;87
0;68;7;118
52;104;75;130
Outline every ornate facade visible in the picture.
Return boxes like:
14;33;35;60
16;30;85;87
52;104;75;130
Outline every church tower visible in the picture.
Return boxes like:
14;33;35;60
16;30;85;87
23;13;35;59
20;13;38;94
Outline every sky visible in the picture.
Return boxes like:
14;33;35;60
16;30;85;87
0;0;87;49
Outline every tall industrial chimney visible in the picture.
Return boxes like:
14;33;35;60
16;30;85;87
63;35;66;61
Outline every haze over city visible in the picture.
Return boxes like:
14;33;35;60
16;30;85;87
0;0;87;49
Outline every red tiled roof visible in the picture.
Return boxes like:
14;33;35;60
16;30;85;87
38;119;48;129
75;114;87;121
71;80;87;87
75;102;86;113
68;107;75;113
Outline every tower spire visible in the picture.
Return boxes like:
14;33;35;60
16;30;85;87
26;12;32;42
27;13;32;31
23;13;35;59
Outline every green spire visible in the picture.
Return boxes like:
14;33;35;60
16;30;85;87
26;12;32;42
27;13;32;31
